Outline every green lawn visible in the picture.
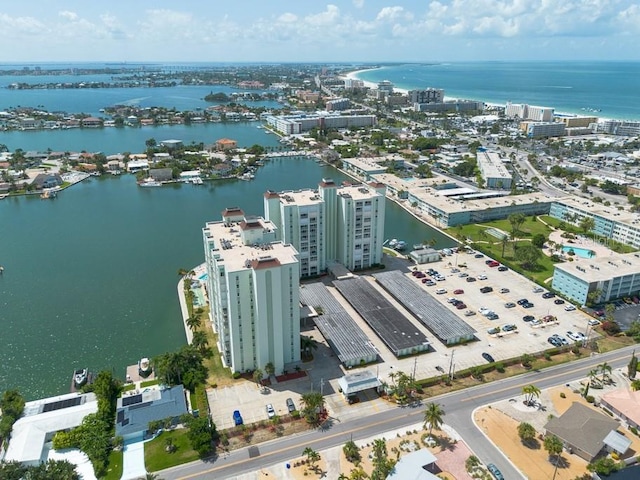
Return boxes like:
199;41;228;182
455;217;557;284
144;429;200;472
141;379;160;388
102;450;123;480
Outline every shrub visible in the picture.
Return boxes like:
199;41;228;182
495;362;505;373
630;426;638;436
586;395;595;403
544;352;552;361
232;371;241;379
601;321;621;336
560;392;566;399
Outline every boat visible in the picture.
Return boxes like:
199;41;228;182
138;178;161;187
40;189;57;199
138;357;152;377
387;239;398;248
191;177;204;185
394;240;407;251
73;368;88;388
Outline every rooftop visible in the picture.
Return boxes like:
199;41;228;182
478;151;511;179
555;195;640;225
554;251;640;282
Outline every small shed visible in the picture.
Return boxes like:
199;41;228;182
338;370;381;397
603;430;631;456
410;248;441;264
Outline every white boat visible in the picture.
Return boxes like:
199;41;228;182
388;239;398;248
73;368;88;388
139;178;161;187
138;357;152;377
191;177;204;185
394;240;407;251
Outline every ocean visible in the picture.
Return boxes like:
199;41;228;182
354;61;640;121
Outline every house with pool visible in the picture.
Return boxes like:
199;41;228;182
552;251;640;305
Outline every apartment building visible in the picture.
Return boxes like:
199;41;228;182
477;150;512;189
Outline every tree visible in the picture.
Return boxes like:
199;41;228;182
185;316;201;331
300;335;318;359
631;379;640;391
349;467;369;480
303;447;321;472
153;345;208;392
264;362;275;377
191;331;209;353
522;384;541;406
423;402;445;439
514;244;542;270
0;389;25;439
184;415;216;457
301;391;325;425
628;352;638;379
520;353;534;368
517;422;537;444
252;368;264;389
598;362;612;384
532;233;546;248
587;456;623;476
501;234;511;257
343;439;361;464
370;438;394;480
579;216;596;239
508;213;526;238
544;434;564;480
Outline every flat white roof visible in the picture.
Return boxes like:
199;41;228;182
5;392;98;464
387;449;439;480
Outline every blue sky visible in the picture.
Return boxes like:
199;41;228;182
1;1;639;62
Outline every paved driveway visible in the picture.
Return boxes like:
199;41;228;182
122;438;146;480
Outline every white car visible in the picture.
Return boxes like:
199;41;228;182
435;288;447;294
478;306;491;315
532;286;544;293
464;310;476;316
588;318;601;326
266;404;275;418
478;274;488;280
567;331;587;342
564;304;576;311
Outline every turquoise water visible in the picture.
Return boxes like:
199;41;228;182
357;62;640;120
0;155;455;399
562;245;595;258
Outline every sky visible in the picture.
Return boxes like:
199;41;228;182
1;0;639;63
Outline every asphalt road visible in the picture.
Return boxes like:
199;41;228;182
160;344;637;480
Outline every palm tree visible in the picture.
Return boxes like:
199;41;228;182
423;402;445;439
520;353;534;369
252;368;264;389
588;368;600;386
517;422;536;444
185;316;201;331
522;384;541;406
300;335;318;359
191;331;209;351
544;434;564;480
598;362;612;384
303;447;320;471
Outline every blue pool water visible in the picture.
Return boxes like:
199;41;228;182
198;273;208;281
562;245;595;258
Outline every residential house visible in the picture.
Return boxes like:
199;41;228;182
32;173;63;190
149;168;173;182
215;138;237;151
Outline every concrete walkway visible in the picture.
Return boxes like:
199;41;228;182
121;439;146;480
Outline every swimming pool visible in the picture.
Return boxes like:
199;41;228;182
562;245;595;259
198;273;208;281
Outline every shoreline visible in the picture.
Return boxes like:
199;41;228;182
345;67;624;122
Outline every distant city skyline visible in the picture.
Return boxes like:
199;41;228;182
1;1;639;63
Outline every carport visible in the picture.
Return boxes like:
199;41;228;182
338;370;381;397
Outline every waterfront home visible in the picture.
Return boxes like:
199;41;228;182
81;117;102;128
115;385;188;441
127;159;149;173
215;138;237;151
160;139;183;149
32;173;63;190
149;168;173;182
212;162;233;176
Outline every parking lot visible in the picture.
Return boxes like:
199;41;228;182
207;250;598;431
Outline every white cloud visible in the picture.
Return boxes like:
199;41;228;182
58;11;78;22
305;5;340;26
353;0;365;8
278;13;298;23
376;6;412;22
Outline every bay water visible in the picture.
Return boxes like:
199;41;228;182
0;156;453;399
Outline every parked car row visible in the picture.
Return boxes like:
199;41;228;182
232;397;297;425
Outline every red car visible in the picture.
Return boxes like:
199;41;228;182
453;289;464;294
456;303;467;309
488;260;500;267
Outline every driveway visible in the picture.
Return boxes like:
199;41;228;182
122;438;146;480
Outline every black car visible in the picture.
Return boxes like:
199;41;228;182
497;266;508;272
554;298;565;304
482;352;495;363
474;253;484;258
523;302;534;308
485;259;494;265
480;286;493;293
517;298;529;305
522;315;535;322
542;292;556;299
466;276;477;282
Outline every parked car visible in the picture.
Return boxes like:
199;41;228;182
588;318;601;326
286;398;296;413
478;274;488;280
233;410;244;426
564;304;577;311
474;253;484;258
480;286;493;293
456;303;467;309
499;288;510;293
502;324;517;332
542;292;556;299
435;288;447;294
453;289;464;294
498;265;508;272
487;327;501;335
464;310;476;316
459;272;469;278
517;298;529;305
547;336;562;347
488;260;500;267
479;307;491;315
487;463;504;480
266;404;276;418
533;286;544;293
425;280;436;286
505;302;516;308
466;276;477;282
451;268;460;273
554;298;565;304
482;352;496;363
523;302;534;309
487;313;500;320
522;315;535;322
568;331;587;342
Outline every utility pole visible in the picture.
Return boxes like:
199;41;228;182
448;350;455;382
412;357;418;381
320;378;325;396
